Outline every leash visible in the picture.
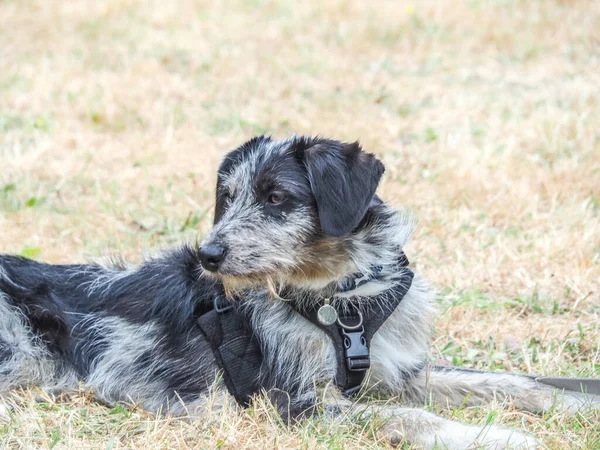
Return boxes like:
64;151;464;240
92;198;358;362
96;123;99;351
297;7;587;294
533;376;600;395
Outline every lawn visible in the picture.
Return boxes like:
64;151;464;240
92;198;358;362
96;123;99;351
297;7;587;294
0;0;599;448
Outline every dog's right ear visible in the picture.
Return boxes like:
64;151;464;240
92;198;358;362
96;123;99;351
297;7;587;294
296;138;385;237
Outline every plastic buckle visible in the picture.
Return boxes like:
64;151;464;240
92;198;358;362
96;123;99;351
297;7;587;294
341;326;370;372
214;295;233;313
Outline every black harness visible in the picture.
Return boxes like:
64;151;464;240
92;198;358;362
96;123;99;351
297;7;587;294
197;253;414;406
196;297;263;406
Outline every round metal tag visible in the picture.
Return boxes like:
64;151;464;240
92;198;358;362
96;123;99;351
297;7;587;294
317;304;338;326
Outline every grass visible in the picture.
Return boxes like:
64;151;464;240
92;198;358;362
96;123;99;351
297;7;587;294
1;0;599;448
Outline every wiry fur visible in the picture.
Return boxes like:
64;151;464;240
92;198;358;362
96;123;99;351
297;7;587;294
1;135;598;450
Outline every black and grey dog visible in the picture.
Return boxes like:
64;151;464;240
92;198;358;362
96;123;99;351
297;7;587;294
0;136;598;449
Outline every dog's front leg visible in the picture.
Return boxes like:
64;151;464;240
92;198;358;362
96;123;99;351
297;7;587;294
314;390;535;449
329;398;535;450
369;404;536;450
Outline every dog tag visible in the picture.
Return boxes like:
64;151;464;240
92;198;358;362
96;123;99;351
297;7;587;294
317;301;338;326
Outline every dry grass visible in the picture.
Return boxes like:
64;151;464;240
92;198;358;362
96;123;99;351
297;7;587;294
1;0;599;448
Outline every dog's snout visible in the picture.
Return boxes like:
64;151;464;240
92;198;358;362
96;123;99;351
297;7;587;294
199;243;227;272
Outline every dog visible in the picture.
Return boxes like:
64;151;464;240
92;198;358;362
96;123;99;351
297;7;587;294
0;135;598;449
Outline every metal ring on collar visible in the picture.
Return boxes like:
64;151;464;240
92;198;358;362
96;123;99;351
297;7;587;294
336;311;363;330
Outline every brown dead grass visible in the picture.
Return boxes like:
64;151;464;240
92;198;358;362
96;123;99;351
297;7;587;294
1;0;599;448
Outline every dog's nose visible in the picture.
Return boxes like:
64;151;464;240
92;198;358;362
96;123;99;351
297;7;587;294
199;243;226;272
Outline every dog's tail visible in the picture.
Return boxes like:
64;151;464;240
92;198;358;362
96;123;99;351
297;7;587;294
405;365;600;414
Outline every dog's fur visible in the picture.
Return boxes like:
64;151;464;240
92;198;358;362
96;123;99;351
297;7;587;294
0;136;598;449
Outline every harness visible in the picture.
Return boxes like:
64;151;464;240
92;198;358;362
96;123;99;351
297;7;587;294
197;253;413;406
197;255;600;407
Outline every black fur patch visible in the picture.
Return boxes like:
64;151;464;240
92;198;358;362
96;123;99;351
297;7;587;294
293;138;385;236
0;248;220;397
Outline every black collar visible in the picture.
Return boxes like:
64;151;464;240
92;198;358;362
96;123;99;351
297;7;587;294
326;250;410;297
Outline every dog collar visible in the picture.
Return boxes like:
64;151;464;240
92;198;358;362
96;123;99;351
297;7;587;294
333;251;409;295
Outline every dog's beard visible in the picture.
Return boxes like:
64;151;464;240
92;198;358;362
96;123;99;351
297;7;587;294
204;239;350;300
216;272;285;300
212;263;350;301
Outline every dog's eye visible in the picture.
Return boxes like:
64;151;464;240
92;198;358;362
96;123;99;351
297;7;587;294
267;192;286;205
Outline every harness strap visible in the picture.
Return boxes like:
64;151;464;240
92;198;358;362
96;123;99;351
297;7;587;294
291;264;414;396
294;307;368;396
197;297;262;406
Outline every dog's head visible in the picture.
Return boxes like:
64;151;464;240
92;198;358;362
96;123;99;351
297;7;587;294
199;136;385;290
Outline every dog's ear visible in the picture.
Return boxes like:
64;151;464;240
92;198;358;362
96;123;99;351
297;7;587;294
300;139;385;237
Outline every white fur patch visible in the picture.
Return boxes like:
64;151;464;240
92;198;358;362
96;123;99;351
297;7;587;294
0;293;77;392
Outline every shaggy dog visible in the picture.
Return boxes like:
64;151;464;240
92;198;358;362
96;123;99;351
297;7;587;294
1;136;598;449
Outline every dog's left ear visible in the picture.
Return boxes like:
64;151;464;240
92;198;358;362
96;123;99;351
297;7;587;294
300;139;385;237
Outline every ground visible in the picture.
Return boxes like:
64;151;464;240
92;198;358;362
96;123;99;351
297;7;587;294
0;0;599;448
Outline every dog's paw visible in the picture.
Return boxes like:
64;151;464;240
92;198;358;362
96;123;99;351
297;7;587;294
429;424;537;450
462;424;538;450
380;420;537;450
